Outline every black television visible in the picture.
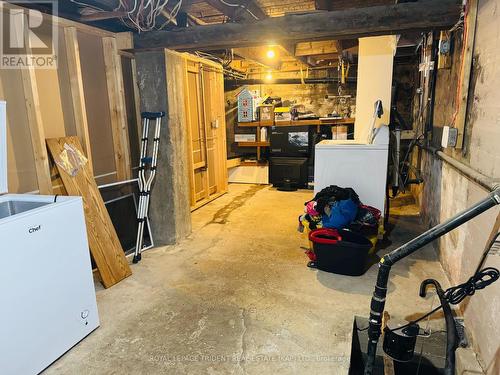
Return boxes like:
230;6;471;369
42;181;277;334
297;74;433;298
269;157;308;191
269;126;310;157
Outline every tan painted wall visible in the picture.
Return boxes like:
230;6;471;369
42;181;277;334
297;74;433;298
354;36;396;142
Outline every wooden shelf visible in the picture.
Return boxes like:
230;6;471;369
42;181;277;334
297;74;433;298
237;121;260;127
237;141;270;147
240;160;269;166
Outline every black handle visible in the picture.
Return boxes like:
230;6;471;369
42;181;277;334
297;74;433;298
141;111;166;119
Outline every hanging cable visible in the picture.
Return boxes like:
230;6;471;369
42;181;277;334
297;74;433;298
217;0;259;20
388;232;500;333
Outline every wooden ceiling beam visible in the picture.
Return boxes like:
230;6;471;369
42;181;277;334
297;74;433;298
135;0;461;50
315;0;394;11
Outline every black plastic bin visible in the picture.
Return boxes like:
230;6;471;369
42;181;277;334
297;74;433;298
309;228;373;276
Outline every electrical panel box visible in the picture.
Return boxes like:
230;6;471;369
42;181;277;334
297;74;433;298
441;126;458;148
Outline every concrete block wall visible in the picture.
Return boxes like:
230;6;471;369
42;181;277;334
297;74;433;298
415;1;500;372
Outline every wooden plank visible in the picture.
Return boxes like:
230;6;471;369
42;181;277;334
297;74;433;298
227;158;242;169
64;27;93;173
454;0;478;149
102;37;131;180
13;14;53;194
183;58;201;206
199;67;210;201
130;58;143;153
46;137;132;288
295;41;338;56
135;0;461;50
80;10;128;22
115;31;134;50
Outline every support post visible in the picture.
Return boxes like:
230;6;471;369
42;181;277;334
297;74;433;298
15;13;52;194
135;50;192;245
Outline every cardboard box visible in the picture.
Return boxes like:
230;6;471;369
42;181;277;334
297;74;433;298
235;134;256;142
332;125;348;140
258;105;274;123
274;107;291;123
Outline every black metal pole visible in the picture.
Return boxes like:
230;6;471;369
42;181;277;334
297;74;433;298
364;189;500;375
419;279;458;375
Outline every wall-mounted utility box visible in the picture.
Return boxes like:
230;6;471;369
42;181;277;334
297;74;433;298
441;126;458;148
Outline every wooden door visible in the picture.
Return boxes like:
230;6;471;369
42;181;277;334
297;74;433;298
185;60;209;205
183;56;228;210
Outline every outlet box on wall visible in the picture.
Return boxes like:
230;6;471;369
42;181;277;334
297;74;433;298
441;126;458;148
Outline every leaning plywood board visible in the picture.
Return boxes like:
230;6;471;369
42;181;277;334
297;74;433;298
46;136;131;288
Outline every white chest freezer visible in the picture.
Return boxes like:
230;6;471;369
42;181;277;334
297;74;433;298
314;127;389;213
0;101;99;375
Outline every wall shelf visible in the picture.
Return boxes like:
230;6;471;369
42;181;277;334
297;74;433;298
238;118;355;127
237;141;270;147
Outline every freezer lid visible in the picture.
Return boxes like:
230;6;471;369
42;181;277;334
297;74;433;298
315;140;388;151
0;101;6;195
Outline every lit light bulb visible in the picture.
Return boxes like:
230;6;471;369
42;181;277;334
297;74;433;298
266;49;275;59
265;72;273;81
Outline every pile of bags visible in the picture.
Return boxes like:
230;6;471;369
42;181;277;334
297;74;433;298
298;185;381;234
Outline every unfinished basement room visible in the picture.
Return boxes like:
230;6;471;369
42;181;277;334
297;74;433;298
1;0;499;374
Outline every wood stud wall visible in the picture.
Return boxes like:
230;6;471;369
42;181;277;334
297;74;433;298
102;36;132;181
64;27;93;172
0;3;134;193
14;14;53;194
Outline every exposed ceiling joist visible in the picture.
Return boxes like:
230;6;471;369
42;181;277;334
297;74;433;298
79;10;127;22
233;47;280;69
134;0;461;50
205;0;267;22
278;43;314;67
295;40;338;56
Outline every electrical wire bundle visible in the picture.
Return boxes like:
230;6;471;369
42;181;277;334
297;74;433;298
115;0;183;32
70;0;183;32
393;232;500;332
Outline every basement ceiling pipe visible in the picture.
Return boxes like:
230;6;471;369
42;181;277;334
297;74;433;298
421;144;500;191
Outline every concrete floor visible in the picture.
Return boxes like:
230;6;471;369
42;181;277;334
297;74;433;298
44;184;450;375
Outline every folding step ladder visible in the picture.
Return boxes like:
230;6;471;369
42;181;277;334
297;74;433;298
133;111;165;264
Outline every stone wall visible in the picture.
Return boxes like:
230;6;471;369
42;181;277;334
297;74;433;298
414;1;500;372
225;83;356;159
